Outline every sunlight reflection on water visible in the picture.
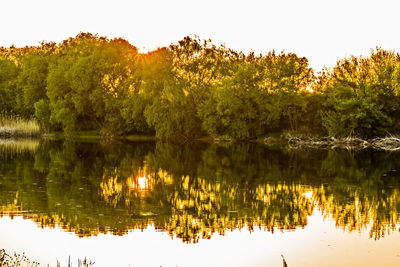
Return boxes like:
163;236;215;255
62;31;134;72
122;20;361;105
2;140;400;266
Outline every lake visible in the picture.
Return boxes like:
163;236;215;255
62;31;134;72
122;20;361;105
0;139;400;266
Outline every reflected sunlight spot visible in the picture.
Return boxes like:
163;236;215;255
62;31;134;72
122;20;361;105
305;85;314;93
138;176;148;189
130;175;151;191
302;191;313;200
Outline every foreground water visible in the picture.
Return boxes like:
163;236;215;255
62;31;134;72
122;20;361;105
1;140;400;266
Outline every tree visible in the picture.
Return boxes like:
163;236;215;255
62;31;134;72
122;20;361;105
0;58;19;114
199;51;314;139
199;62;262;139
121;47;173;134
144;36;234;139
46;33;138;135
319;48;400;137
17;53;52;117
259;52;313;133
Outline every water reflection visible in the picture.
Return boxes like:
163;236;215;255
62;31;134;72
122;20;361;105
1;140;400;242
0;138;39;158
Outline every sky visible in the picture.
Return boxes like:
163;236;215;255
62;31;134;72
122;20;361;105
1;0;400;71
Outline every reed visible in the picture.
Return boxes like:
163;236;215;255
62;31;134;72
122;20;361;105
0;115;40;138
0;250;95;267
0;249;39;267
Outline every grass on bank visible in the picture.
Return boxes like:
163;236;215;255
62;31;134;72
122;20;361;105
0;115;40;138
0;249;94;267
0;249;39;267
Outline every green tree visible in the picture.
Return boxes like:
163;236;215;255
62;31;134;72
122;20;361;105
144;36;234;139
199;51;314;139
46;33;138;135
319;48;400;137
121;48;173;134
0;58;19;114
17;53;53;117
199;62;262;139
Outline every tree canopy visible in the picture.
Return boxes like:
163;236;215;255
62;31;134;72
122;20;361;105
1;33;400;139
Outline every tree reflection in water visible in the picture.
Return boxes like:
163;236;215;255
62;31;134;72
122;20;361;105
0;140;400;242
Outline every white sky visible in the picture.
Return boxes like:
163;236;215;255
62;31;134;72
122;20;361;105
1;0;400;71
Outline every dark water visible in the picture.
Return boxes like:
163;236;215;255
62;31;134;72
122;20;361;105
1;140;400;266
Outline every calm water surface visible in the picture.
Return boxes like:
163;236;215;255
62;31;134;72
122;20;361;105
1;140;400;266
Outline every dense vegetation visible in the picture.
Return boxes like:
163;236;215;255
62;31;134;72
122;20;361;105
2;33;400;139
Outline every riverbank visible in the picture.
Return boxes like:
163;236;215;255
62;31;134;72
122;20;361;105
0;116;40;138
2;124;400;152
0;126;40;138
200;134;400;151
285;136;400;151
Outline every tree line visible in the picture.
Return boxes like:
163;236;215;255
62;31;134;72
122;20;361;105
1;33;400;139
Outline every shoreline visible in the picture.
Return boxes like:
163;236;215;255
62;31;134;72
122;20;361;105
2;128;400;151
0;126;40;139
284;136;400;151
